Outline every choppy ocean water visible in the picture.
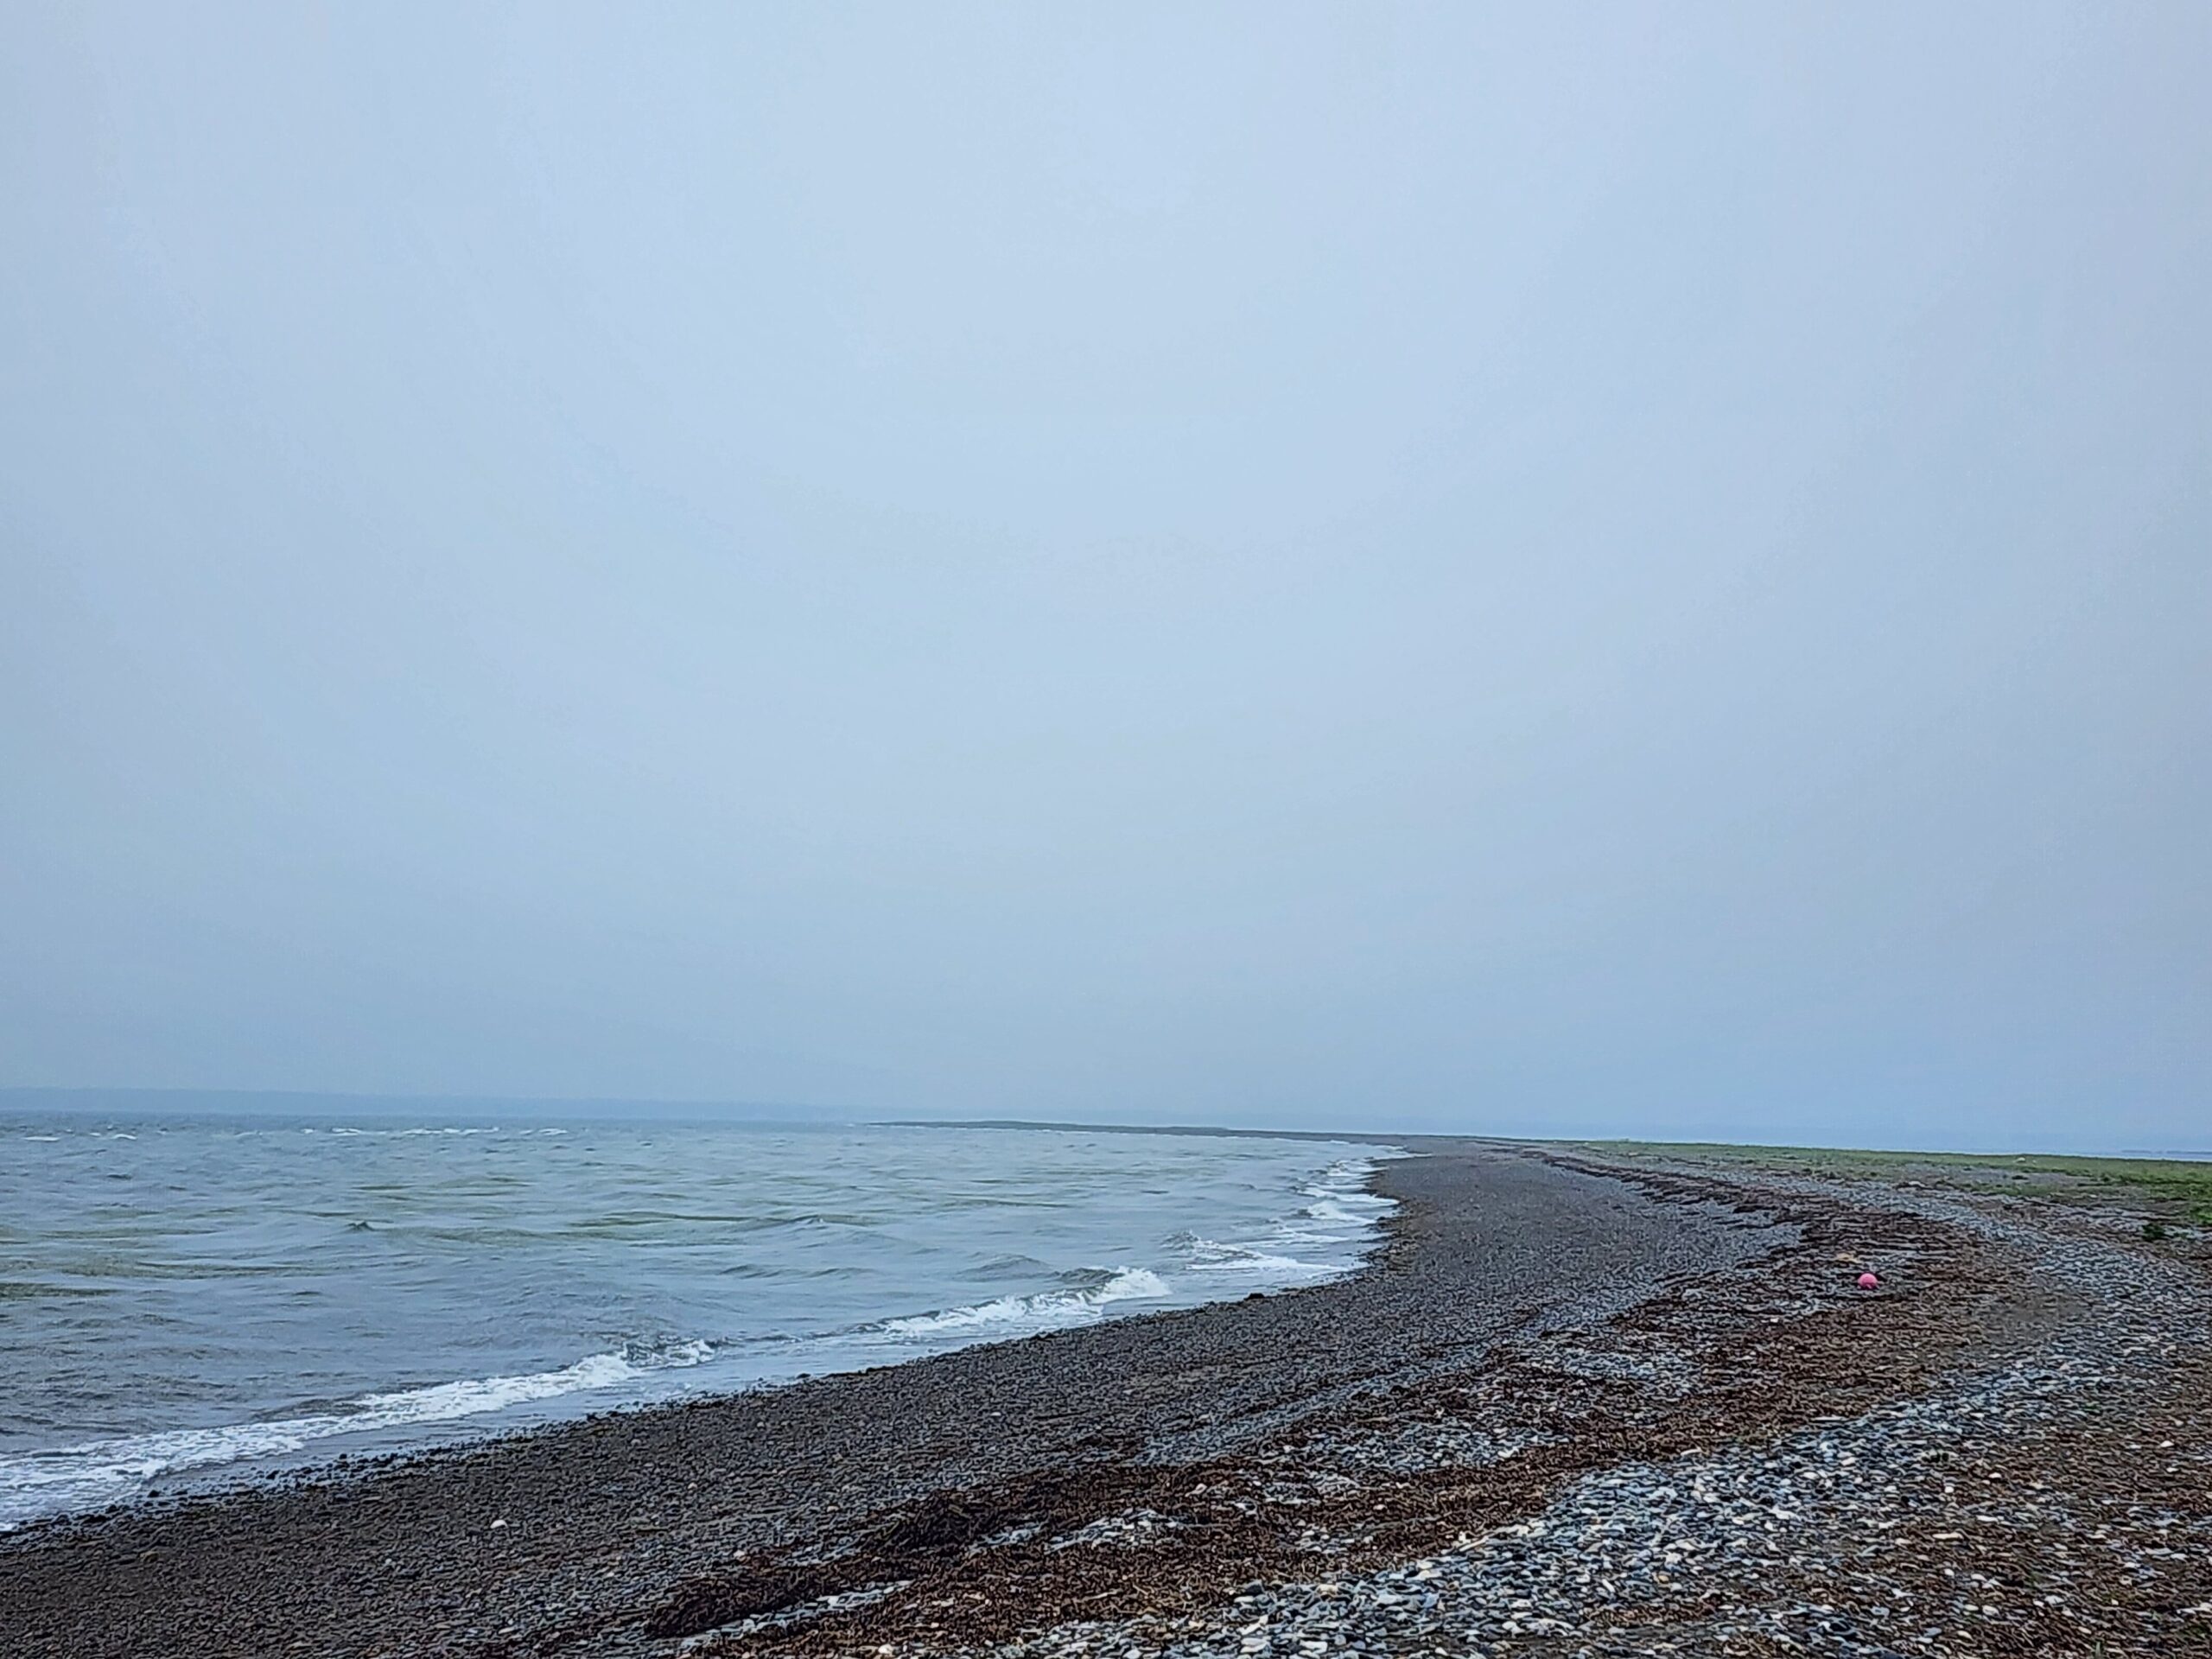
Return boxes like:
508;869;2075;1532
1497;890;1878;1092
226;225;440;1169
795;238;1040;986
0;1116;1395;1528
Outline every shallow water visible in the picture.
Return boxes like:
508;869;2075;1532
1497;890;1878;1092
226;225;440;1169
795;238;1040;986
0;1116;1392;1526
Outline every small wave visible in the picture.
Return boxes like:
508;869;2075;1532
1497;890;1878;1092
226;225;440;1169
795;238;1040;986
0;1339;715;1527
1268;1157;1396;1242
1179;1237;1331;1277
1301;1156;1395;1205
877;1267;1170;1338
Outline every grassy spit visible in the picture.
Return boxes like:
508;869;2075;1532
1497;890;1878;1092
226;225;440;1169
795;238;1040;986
1540;1138;2212;1225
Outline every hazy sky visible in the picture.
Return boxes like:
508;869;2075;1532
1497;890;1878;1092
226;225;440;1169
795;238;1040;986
3;5;2206;1147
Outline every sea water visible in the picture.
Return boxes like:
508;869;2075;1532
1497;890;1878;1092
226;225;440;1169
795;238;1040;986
0;1116;1394;1527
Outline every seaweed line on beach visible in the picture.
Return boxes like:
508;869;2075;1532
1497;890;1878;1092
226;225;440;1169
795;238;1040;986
633;1164;2024;1658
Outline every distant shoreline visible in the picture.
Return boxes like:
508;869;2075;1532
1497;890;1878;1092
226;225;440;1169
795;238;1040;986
874;1116;1416;1144
11;1092;2202;1161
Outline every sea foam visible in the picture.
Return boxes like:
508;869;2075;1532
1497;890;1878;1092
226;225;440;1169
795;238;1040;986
0;1339;714;1525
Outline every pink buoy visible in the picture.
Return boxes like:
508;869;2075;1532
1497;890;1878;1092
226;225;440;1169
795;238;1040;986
1857;1272;1880;1291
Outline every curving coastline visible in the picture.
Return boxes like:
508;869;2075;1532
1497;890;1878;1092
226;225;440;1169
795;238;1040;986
4;1140;2207;1658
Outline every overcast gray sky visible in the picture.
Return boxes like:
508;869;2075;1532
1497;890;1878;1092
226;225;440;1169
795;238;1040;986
3;5;2206;1147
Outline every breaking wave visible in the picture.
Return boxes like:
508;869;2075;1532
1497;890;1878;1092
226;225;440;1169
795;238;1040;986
0;1339;714;1524
875;1266;1172;1337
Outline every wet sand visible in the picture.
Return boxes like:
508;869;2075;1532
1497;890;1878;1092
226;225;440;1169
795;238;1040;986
5;1140;2207;1657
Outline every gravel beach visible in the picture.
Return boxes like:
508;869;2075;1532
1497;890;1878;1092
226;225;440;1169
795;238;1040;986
5;1140;2207;1658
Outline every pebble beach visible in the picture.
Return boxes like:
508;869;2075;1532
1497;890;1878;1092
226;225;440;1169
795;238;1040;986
5;1140;2207;1658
